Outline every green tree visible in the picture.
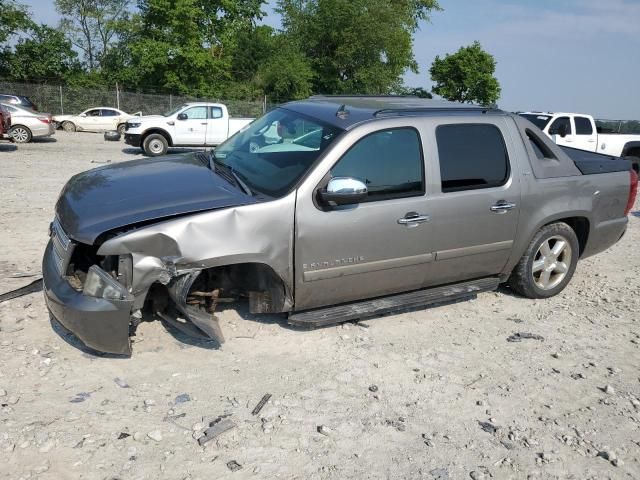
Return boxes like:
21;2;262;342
257;38;313;102
0;24;81;81
277;0;440;95
0;0;34;44
121;0;265;95
429;41;501;105
55;0;131;70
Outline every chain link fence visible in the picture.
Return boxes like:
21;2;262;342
0;80;266;118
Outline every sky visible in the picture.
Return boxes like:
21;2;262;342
19;0;640;119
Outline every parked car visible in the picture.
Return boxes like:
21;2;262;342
53;107;141;134
519;112;640;173
124;102;254;156
0;94;38;111
0;103;55;143
43;96;636;355
0;103;12;142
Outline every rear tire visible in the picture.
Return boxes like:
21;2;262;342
143;133;168;156
9;125;32;143
62;121;76;132
508;222;579;299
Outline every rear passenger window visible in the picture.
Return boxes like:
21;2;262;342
575;117;593;135
331;128;424;201
210;107;223;119
436;124;509;192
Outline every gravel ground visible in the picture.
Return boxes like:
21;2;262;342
0;132;639;480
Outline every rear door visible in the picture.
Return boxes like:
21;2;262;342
421;118;522;286
573;115;598;152
173;106;208;145
99;109;120;130
205;106;228;145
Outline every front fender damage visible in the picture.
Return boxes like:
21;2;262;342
162;271;225;344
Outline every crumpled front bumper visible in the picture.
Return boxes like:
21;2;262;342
42;241;134;355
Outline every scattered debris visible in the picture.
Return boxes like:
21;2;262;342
117;432;131;440
506;317;524;323
164;412;187;422
9;272;39;278
69;392;91;403
600;385;616;395
174;393;191;404
368;385;379;393
226;460;242;472
506;332;544;342
251;393;272;416
317;425;333;436
0;278;43;303
147;430;163;442
114;377;130;388
478;421;498;434
197;417;237;446
430;467;449;480
597;449;621;466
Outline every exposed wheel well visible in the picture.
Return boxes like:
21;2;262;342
182;263;291;314
546;217;590;256
141;129;172;147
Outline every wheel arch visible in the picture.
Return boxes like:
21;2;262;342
543;216;590;257
621;141;640;157
141;128;173;147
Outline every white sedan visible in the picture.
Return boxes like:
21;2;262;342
53;107;141;134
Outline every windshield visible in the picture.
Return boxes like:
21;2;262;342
213;108;343;197
163;104;188;117
520;114;553;130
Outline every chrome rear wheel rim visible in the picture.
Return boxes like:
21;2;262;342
11;127;29;142
532;235;572;290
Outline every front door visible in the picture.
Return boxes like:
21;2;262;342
548;116;574;147
174;106;208;145
294;127;433;310
79;109;102;131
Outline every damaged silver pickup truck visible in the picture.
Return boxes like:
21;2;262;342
43;96;638;355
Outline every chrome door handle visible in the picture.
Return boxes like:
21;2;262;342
398;212;430;226
490;201;516;213
201;122;208;125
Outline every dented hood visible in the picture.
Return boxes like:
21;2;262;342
56;153;257;244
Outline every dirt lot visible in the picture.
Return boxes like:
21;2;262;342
0;132;639;480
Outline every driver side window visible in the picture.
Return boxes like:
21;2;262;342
331;128;424;202
86;109;101;117
182;106;208;120
548;117;572;135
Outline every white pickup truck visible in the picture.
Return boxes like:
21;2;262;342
124;102;254;156
520;112;640;172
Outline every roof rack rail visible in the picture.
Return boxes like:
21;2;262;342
373;107;500;117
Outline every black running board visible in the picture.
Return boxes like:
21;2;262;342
288;277;500;328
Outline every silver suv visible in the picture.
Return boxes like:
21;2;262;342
43;96;636;355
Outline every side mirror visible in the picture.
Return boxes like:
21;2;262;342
80;113;87;117
319;177;368;206
177;113;188;121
